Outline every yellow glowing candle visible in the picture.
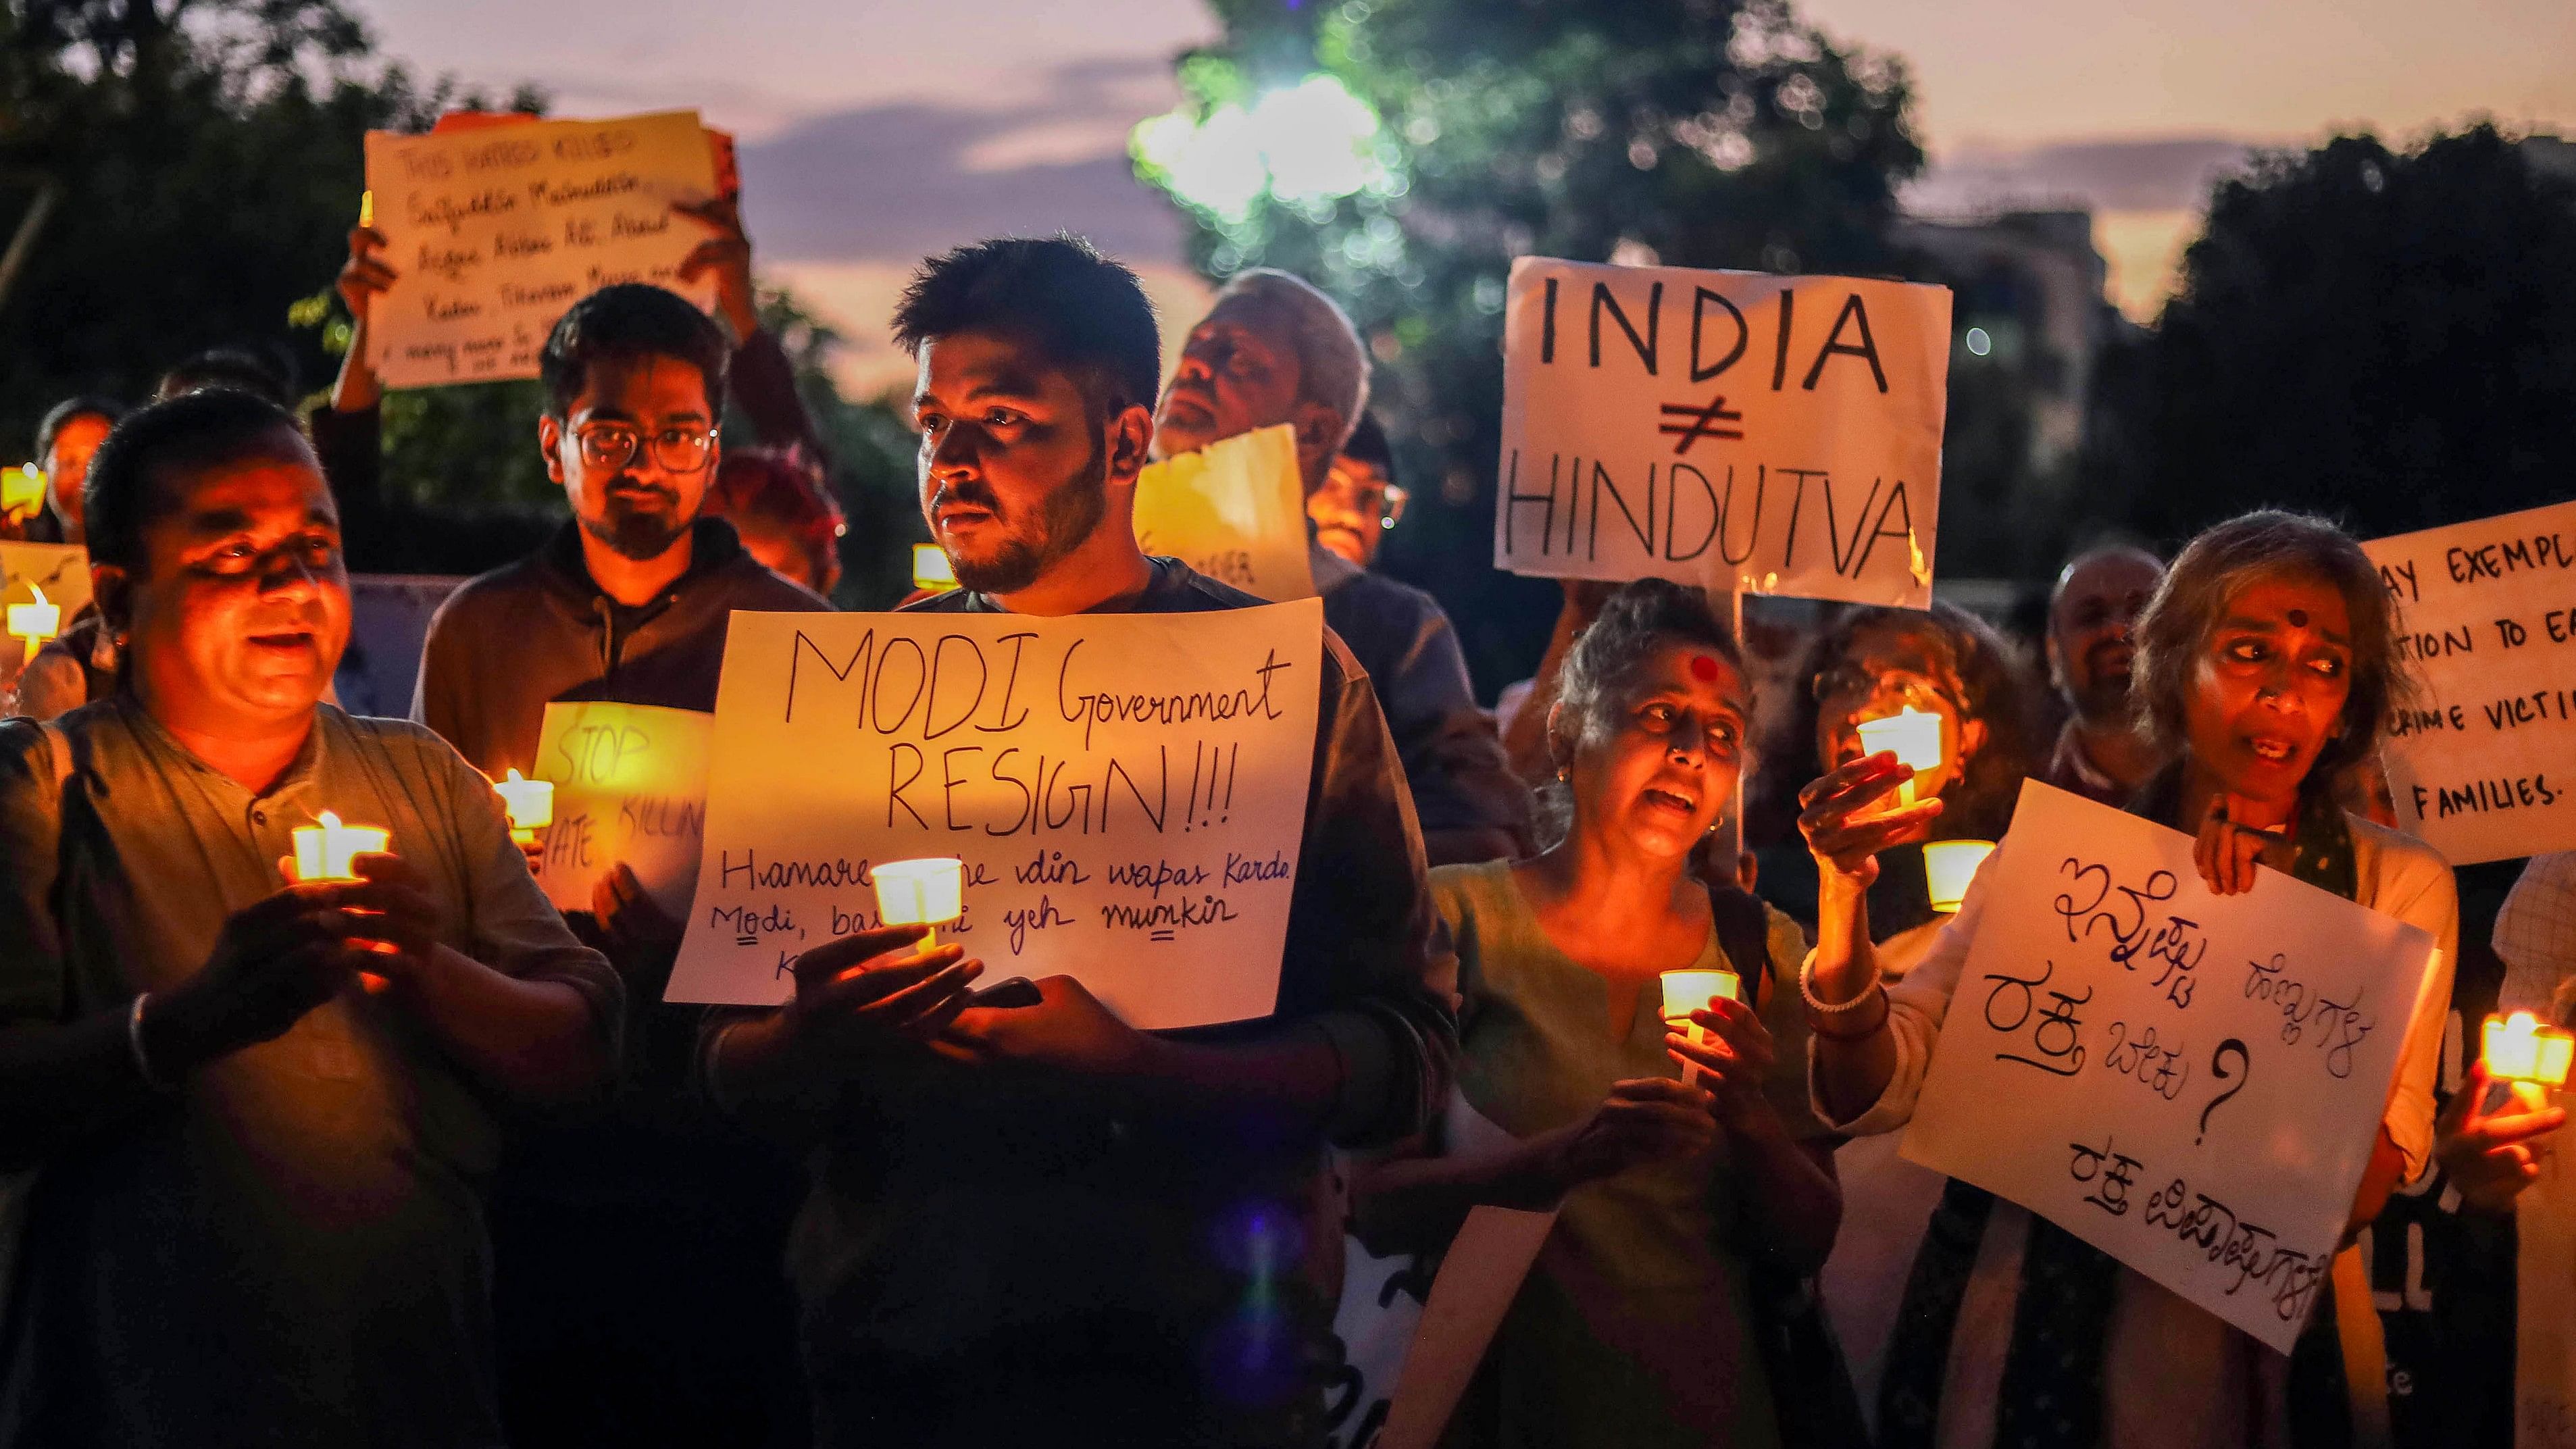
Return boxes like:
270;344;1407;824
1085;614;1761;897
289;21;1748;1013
912;543;957;593
1923;840;1998;915
2485;1011;2575;1087
492;768;555;845
1855;707;1944;809
874;856;965;948
359;189;374;229
0;465;41;516
7;584;60;667
1661;968;1740;1086
289;810;389;883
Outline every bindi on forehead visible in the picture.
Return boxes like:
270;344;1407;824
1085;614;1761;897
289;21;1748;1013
1690;654;1721;682
2287;609;2308;628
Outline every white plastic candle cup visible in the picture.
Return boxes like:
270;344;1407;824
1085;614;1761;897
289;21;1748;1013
874;857;965;947
912;544;957;592
290;811;390;883
1923;840;1997;915
0;465;41;515
2486;1011;2575;1088
492;769;555;845
1661;968;1740;1086
1854;707;1943;811
7;585;60;667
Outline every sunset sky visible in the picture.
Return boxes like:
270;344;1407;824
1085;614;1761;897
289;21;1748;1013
351;0;2576;388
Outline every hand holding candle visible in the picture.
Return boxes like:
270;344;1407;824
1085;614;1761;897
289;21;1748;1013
1660;968;1740;1086
873;857;965;949
289;811;390;884
1854;707;1943;811
2485;1011;2576;1112
493;769;555;846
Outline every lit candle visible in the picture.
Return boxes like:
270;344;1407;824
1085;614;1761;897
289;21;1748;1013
7;584;61;667
0;465;41;517
1854;707;1944;810
359;189;374;229
492;768;554;846
1923;840;1997;915
873;856;965;948
912;543;957;593
1661;968;1740;1086
2485;1010;2575;1090
289;810;390;883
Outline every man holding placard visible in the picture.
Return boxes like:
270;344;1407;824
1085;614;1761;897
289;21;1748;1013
703;236;1455;1446
1155;269;1528;867
0;389;622;1444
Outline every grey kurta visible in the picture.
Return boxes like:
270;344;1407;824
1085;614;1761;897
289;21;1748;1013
0;699;620;1449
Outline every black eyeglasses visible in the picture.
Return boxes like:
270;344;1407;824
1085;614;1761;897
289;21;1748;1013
572;422;719;474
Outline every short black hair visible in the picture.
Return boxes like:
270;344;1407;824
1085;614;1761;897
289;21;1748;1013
890;236;1160;418
36;395;126;457
538;283;731;420
84;389;315;571
155;347;295;407
1342;411;1394;478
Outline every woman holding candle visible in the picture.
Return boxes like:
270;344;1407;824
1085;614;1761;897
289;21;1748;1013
1349;580;1840;1448
1802;511;2458;1447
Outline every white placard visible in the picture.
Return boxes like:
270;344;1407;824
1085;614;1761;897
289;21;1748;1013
1902;780;2438;1352
1494;257;1949;607
1134;425;1317;602
2361;501;2576;865
363;110;719;389
530;701;713;917
663;602;1325;1027
0;541;91;618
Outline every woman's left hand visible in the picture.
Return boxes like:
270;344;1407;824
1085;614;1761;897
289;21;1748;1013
1667;995;1777;1132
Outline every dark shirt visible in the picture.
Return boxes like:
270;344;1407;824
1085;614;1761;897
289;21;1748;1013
1309;544;1531;863
412;516;828;778
0;701;621;1448
2042;719;2136;808
755;558;1457;1447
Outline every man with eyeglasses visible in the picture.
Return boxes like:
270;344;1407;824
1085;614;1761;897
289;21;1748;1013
1308;411;1407;569
411;282;828;1448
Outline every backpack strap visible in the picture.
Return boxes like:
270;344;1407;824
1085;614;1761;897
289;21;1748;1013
1704;882;1775;1011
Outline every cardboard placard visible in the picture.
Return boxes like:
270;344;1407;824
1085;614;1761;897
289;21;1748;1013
1134;425;1317;602
530;701;714;917
1495;257;1948;607
363;109;719;388
1902;781;2438;1352
663;602;1325;1028
2361;501;2576;864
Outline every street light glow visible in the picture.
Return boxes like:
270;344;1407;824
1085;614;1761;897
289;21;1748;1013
1134;73;1387;222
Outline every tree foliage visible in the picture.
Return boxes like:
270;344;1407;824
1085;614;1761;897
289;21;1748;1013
1136;0;1926;690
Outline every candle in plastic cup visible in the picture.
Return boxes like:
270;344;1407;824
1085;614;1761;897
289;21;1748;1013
7;584;60;667
493;768;555;845
290;811;390;883
874;856;965;948
2485;1011;2575;1086
1923;840;1997;915
912;544;957;592
1854;707;1943;810
1660;968;1740;1086
0;465;41;515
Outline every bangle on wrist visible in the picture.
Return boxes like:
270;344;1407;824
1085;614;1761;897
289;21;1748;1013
128;994;177;1093
1800;955;1882;1015
1808;989;1890;1042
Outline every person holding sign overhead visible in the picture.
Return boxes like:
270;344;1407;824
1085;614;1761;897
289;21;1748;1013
703;236;1457;1448
1802;511;2456;1447
1349;580;1844;1448
0;389;622;1446
1154;268;1530;868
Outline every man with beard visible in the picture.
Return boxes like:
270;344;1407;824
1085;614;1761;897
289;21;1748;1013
411;282;828;1448
2040;543;2168;805
1155;270;1528;867
704;236;1455;1448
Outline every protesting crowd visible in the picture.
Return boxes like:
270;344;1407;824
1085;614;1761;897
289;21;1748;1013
0;136;2569;1449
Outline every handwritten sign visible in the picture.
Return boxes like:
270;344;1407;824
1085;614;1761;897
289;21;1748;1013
1902;780;2438;1352
1134;425;1316;602
530;701;713;916
662;601;1325;1027
1494;257;1948;608
2362;501;2576;864
363;109;719;389
0;542;91;619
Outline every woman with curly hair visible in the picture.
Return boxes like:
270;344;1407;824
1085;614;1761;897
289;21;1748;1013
1802;511;2457;1447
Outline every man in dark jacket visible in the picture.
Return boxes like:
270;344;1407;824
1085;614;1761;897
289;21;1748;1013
413;282;830;1448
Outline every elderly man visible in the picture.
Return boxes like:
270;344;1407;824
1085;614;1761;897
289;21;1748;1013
1155;269;1529;865
0;388;620;1446
2040;543;2168;805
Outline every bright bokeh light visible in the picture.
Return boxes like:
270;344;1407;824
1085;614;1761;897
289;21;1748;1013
1964;326;1993;357
1134;73;1386;222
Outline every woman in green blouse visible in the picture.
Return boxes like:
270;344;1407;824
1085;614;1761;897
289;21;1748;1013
1350;580;1840;1448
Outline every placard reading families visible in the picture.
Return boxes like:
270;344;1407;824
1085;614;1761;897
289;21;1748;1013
363;110;719;388
663;602;1325;1027
1494;257;1950;608
532;701;714;917
0;542;91;619
1133;425;1316;601
1903;780;2438;1352
2360;501;2576;864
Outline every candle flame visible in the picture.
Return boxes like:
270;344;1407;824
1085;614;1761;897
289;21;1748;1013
26;584;44;608
317;810;343;830
505;768;526;784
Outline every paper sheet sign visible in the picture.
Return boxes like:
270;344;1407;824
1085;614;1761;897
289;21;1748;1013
1902;780;2438;1352
1495;258;1948;607
363;109;719;388
1133;425;1317;601
2360;501;2576;865
663;601;1325;1027
0;542;91;620
530;701;713;917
